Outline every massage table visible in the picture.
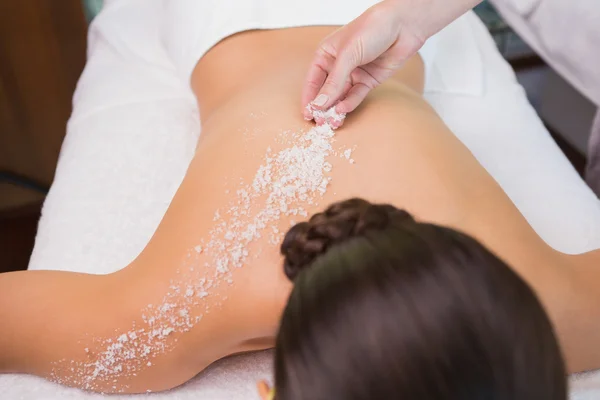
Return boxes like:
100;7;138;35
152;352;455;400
2;0;599;398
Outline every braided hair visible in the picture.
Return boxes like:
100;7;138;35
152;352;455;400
281;198;415;281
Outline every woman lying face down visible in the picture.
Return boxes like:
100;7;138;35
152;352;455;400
258;198;567;400
1;22;599;395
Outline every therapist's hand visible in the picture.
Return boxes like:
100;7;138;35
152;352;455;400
302;0;483;127
301;0;425;121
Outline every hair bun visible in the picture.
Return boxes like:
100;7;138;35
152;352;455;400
280;198;414;281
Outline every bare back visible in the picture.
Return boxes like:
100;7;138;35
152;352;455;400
182;26;570;329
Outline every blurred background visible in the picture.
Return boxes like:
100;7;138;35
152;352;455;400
0;0;596;273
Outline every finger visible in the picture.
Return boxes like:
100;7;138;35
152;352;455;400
301;26;347;108
338;76;354;102
302;40;341;118
301;62;329;120
257;381;270;398
312;50;357;110
327;114;346;130
335;82;372;114
314;115;326;126
304;71;352;122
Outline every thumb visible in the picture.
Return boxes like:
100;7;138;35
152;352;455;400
310;48;358;110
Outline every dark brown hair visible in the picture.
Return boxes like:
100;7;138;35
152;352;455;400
275;198;566;400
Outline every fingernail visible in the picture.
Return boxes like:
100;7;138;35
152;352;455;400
312;94;328;107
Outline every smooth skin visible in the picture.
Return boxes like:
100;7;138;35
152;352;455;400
0;26;599;394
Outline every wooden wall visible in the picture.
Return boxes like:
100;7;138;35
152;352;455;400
0;1;87;272
0;0;87;211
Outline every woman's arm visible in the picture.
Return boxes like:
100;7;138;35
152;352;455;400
0;270;116;375
0;268;204;393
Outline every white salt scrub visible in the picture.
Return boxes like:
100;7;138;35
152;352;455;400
199;105;349;277
51;106;354;392
305;103;346;129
